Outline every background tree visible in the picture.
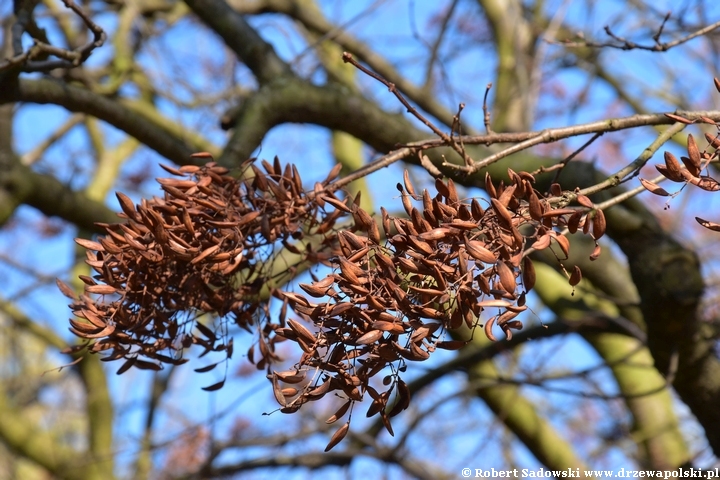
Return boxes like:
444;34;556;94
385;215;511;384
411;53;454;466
1;0;720;478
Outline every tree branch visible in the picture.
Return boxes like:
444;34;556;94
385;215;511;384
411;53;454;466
559;18;720;52
0;77;201;166
232;0;463;129
183;0;292;84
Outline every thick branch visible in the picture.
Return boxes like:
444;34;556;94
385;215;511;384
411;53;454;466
0;301;115;478
201;448;448;480
0;392;91;480
232;0;462;129
532;262;690;469
183;0;292;84
477;0;536;131
0;77;199;165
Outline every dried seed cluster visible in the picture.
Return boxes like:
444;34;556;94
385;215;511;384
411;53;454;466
273;168;603;444
643;132;720;198
641;78;720;230
65;157;603;450
60;159;350;376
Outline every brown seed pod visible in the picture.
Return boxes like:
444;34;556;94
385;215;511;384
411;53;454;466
324;195;354;213
592;209;606;239
582;214;591;235
569;265;582;286
86;285;118;295
477;299;512;308
706;133;720;149
407;236;434;256
116;192;138;221
353;208;374;230
410;207;428;233
693;176;720;192
465;240;496;264
497;185;517;208
378;207;391;237
403;170;417;197
663;151;685;181
655;164;681;183
531;234;551;250
696;217;720;232
191;244;220;264
576;194;593;208
299;277;336;298
313;183;326;208
323;162;342;184
470;198;485;220
485;172;497;198
75;238;104;252
490;198;513;229
434;178;450;199
355;330;383;345
665;113;693;124
271;375;287;406
542;208;575;218
522;256;536;291
337;257;365;284
368;219;381;244
274;370;307;384
56;279;77;299
484;316;497;341
528;190;543;221
281;387;299;398
496;261;516;293
339;231;366;250
401;192;413;215
680;156;699;178
590;244;602;261
553;234;570;258
325;422;350;452
567;211;583;234
287;319;316;346
687;134;702;175
640;178;670;196
418;227;453;241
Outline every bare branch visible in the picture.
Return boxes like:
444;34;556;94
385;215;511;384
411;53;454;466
559;17;720;52
231;0;464;130
1;0;106;73
343;51;474;165
1;78;205;165
443;110;720;174
183;0;292;84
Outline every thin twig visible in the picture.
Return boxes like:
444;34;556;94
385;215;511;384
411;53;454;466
326;147;415;193
342;51;474;166
1;0;106;72
421;0;459;91
550;132;604;185
443;111;719;174
652;12;672;44
482;83;494;134
577;121;687;198
559;18;720;52
323;111;719;197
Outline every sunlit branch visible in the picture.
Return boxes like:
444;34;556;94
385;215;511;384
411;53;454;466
232;0;463;130
559;18;720;52
183;0;292;84
443;111;720;174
